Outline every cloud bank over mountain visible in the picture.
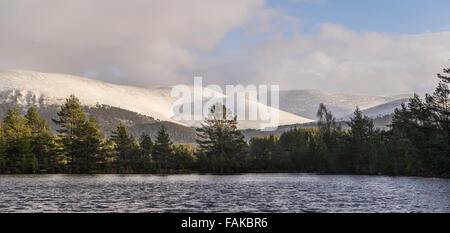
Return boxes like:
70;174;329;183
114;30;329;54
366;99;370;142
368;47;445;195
212;23;450;95
0;0;449;95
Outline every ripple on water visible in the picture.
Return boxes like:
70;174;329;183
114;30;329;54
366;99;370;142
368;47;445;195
0;174;449;213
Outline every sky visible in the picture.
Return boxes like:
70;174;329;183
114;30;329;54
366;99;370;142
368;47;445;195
0;0;450;95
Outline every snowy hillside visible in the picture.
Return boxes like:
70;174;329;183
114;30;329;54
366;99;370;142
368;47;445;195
277;89;412;119
0;70;178;122
0;70;312;129
338;98;410;120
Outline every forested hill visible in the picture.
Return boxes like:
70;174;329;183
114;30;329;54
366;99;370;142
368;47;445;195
0;61;448;176
241;114;394;140
0;101;396;143
0;103;197;143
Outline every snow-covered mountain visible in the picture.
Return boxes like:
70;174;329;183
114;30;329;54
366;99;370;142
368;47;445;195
278;89;412;119
0;70;312;130
0;69;412;131
0;70;180;122
338;98;410;120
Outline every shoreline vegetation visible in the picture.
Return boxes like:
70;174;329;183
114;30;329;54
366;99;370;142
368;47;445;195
0;65;449;178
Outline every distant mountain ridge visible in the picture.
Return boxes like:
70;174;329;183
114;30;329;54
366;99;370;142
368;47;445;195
338;98;410;120
0;69;312;130
0;102;197;143
0;69;413;142
278;89;412;120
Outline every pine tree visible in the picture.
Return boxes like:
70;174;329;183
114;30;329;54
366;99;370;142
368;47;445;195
424;63;450;175
53;95;87;171
0;132;6;172
152;126;173;170
390;103;420;175
249;135;280;171
437;61;450;83
348;107;374;139
78;115;105;172
196;103;248;172
111;123;138;171
346;107;375;174
426;82;449;146
25;107;58;172
139;132;153;171
139;132;153;156
111;123;132;153
1;108;37;173
172;144;195;170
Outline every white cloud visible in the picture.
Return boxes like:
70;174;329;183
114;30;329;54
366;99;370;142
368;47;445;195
0;0;264;86
0;1;449;95
204;23;450;95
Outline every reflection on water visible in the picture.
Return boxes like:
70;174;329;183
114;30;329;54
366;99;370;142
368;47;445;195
0;174;448;212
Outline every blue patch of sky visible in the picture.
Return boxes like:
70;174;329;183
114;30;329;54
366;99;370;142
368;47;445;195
218;0;450;52
268;0;450;34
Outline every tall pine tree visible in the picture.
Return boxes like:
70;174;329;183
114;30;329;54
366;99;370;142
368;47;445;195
424;62;450;174
53;95;87;172
1;108;36;173
111;123;139;171
139;132;153;157
346;107;375;174
196;103;248;172
437;61;450;83
0;130;6;173
152;126;173;170
78;115;105;172
426;79;450;147
25;107;58;172
139;132;153;171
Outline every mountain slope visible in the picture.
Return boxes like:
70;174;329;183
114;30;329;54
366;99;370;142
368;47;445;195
338;98;409;120
278;89;412;119
0;102;197;143
0;70;313;130
0;69;411;135
0;70;177;123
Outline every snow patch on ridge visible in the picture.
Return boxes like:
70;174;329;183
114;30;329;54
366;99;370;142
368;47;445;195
0;70;313;129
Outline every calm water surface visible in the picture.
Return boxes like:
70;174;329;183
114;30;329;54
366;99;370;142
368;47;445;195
0;174;448;212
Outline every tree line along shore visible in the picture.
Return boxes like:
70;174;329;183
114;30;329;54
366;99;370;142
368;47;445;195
0;64;448;177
